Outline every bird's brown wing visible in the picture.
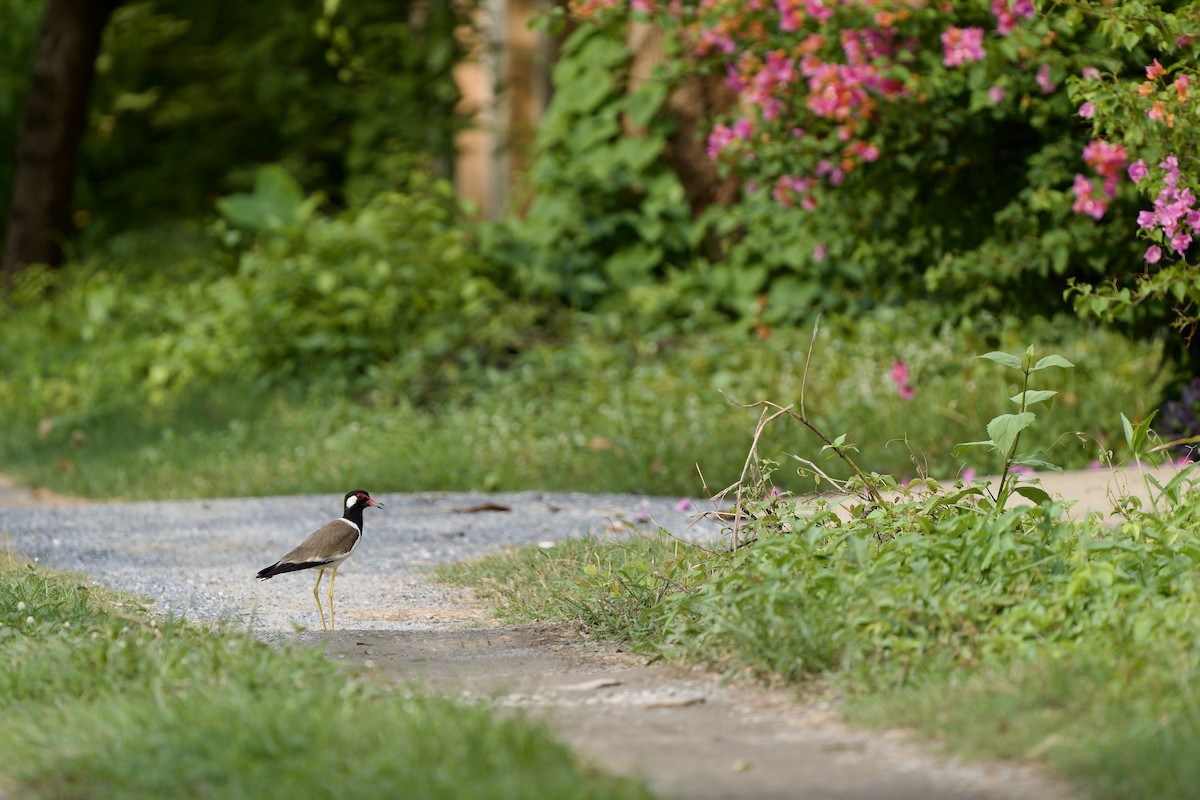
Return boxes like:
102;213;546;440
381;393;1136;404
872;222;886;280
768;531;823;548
257;518;360;579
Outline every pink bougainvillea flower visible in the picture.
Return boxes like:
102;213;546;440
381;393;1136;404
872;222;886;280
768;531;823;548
1128;159;1149;183
1078;102;1095;118
1175;74;1190;100
813;243;827;262
1171;232;1193;254
1145;244;1164;264
1137;209;1157;229
1036;63;1056;93
941;26;986;67
1147;59;1167;79
1082;67;1101;81
706;123;734;160
890;359;915;400
988;85;1007;103
1008;464;1035;475
961;467;977;481
1071;174;1107;220
674;498;694;512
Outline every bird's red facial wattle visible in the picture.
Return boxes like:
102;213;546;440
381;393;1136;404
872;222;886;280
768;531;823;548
360;493;383;509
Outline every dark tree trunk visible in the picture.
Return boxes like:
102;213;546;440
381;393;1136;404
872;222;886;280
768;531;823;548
2;0;121;285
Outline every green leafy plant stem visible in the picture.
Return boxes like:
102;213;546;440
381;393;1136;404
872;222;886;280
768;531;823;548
993;363;1033;508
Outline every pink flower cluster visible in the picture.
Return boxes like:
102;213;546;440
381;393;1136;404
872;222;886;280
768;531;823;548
1071;140;1128;220
1136;155;1200;264
706;116;755;160
991;0;1035;36
890;359;915;401
941;26;985;68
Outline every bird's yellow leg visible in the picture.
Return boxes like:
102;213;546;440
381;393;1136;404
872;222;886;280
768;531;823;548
312;569;328;631
328;567;339;631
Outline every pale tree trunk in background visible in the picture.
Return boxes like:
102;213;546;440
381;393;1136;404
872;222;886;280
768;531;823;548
2;0;121;286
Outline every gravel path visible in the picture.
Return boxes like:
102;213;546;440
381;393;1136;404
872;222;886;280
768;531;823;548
0;489;722;630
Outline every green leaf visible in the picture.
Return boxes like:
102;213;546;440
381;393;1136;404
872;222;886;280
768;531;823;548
1013;451;1063;473
1010;390;1057;407
216;164;311;233
987;412;1036;455
1030;354;1075;372
1013;485;1053;505
952;440;995;457
978;351;1022;369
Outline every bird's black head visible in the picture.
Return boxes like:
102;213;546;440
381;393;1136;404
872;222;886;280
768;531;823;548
343;489;383;514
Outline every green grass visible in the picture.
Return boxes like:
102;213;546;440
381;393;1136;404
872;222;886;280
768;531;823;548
438;467;1200;800
0;555;655;799
0;300;1168;499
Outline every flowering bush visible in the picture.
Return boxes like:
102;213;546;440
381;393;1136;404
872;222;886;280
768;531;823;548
1066;11;1200;351
514;0;1200;346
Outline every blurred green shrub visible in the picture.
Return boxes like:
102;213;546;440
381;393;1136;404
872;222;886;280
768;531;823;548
0;170;535;424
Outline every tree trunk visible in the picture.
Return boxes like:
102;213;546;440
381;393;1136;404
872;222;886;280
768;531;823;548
2;0;121;285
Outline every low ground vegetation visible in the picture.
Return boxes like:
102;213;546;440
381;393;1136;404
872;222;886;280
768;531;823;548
0;210;1168;499
441;345;1200;800
0;554;653;799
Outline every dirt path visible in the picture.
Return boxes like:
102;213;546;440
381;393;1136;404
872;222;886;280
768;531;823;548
4;469;1167;799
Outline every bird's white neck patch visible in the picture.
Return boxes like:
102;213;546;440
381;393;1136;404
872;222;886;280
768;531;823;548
345;495;358;510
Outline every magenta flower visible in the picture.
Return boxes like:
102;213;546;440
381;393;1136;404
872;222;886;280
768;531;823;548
706;123;734;160
890;359;915;401
812;244;827;262
1128;159;1148;183
1078;102;1095;118
992;0;1032;35
1145;245;1163;264
941;26;986;67
1071;175;1107;220
962;467;977;482
1037;63;1056;93
988;85;1007;104
1008;464;1035;475
1082;67;1101;81
674;498;694;512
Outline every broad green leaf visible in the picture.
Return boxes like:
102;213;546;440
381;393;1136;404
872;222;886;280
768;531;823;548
1121;412;1135;449
978;351;1022;369
1009;389;1057;407
1013;485;1053;505
1030;354;1075;372
987;412;1036;455
952;440;995;456
1013;451;1063;473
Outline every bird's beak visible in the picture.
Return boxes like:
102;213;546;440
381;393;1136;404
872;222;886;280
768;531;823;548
368;497;384;509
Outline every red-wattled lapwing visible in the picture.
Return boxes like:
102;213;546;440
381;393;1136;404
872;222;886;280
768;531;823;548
256;489;383;631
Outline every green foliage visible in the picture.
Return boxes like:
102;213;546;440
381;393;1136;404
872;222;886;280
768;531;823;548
0;0;472;254
0;173;534;422
0;558;653;799
488;23;698;313
0;286;1165;499
0;0;44;239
